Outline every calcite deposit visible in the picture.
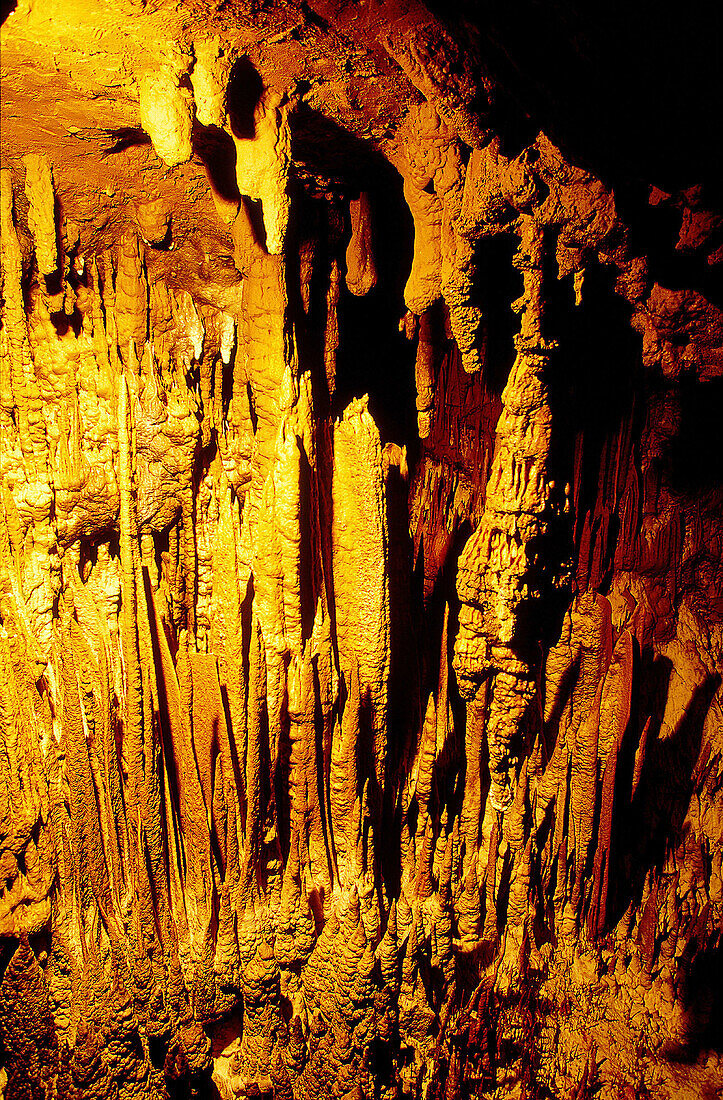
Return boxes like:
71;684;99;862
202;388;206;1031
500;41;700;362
1;1;722;1098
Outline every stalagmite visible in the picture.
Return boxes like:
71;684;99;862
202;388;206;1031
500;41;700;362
455;216;563;810
332;398;390;790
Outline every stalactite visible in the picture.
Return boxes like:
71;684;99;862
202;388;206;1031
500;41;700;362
230;91;291;256
324;258;341;400
345;193;377;298
138;47;194;168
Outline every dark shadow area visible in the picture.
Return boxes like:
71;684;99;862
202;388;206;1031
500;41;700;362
292;104;393;192
0;937;18;991
609;649;720;928
545;253;642;590
670;939;723;1061
286;193;336;415
548;252;640;449
513;524;574;655
427;0;723;191
49;306;83;339
207;1013;243;1061
667;377;723;493
191;122;240;206
385;460;420;791
146;218;174;252
218;104;418;448
226;56;263;140
473;234;522;397
614;182;723;311
334;178;416;446
100;128;152;158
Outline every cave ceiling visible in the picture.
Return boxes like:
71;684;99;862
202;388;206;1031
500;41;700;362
0;1;722;1099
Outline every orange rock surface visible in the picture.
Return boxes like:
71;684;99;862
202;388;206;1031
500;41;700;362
1;1;722;1097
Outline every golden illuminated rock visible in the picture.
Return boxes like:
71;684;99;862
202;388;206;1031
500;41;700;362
0;2;722;1099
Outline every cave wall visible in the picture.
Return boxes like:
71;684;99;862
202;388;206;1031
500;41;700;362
0;2;722;1098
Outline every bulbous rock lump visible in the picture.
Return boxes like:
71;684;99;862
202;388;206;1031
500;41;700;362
0;1;722;1098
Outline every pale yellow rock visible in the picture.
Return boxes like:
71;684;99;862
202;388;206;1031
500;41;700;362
332;396;390;788
139;51;194;167
191;38;228;129
23;154;57;276
230;91;291;255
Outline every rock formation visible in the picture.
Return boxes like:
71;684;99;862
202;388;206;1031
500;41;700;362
0;1;721;1097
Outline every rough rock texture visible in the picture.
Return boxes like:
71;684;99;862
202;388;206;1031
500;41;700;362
1;2;722;1098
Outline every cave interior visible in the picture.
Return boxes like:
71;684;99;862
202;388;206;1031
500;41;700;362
0;1;722;1098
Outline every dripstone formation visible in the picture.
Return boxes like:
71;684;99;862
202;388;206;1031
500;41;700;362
1;2;722;1097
